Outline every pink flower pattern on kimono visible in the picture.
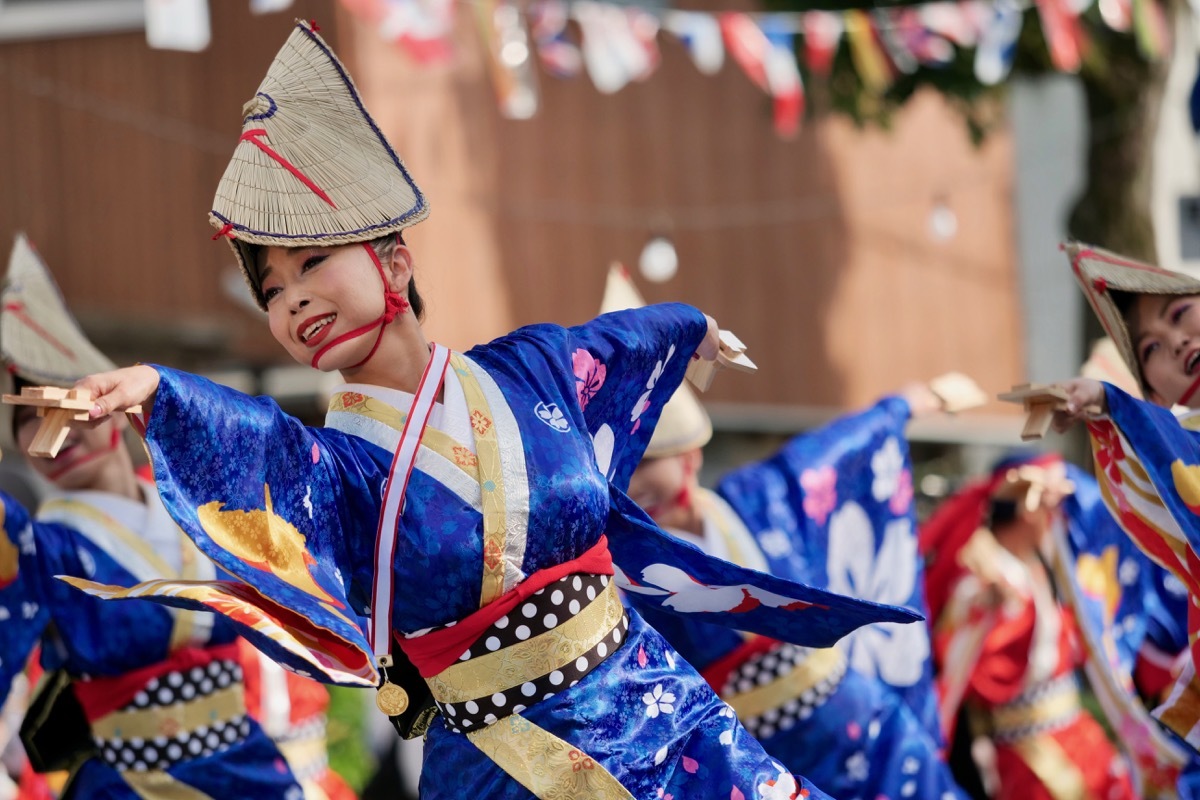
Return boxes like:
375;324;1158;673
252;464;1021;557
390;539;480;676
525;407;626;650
572;348;607;410
888;469;913;515
800;466;837;525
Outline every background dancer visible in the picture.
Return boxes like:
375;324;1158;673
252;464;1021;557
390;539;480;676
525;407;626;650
921;452;1135;800
619;264;964;800
0;235;302;799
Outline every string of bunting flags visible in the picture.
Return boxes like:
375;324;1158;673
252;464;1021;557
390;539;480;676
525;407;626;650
145;0;1171;138
339;0;1172;137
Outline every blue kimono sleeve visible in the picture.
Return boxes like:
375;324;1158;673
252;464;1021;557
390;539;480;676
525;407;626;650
717;395;913;580
0;491;51;702
494;303;708;491
1100;384;1200;575
119;367;378;685
1146;568;1189;657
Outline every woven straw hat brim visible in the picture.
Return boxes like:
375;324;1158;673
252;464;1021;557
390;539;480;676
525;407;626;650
1066;242;1200;392
211;21;429;309
644;384;713;458
597;263;713;458
0;234;116;450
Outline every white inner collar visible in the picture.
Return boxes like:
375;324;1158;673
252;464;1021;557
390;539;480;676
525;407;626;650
335;372;476;454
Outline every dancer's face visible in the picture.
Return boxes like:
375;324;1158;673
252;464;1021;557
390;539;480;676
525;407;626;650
1129;293;1200;407
629;450;700;530
258;243;411;372
15;407;125;490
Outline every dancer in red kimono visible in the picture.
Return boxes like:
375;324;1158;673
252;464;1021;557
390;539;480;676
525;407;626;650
921;453;1135;800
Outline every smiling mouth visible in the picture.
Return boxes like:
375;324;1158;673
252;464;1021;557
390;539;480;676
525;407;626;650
1187;350;1200;376
300;314;336;345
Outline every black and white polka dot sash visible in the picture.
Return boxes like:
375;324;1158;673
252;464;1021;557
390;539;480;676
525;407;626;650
986;672;1081;744
722;644;848;742
427;573;628;734
91;658;252;773
277;714;331;784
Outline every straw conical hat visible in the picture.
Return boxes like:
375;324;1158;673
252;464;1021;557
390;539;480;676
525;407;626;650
600;262;649;315
599;263;712;457
1;234;115;385
211;20;429;308
1067;242;1200;392
0;235;116;448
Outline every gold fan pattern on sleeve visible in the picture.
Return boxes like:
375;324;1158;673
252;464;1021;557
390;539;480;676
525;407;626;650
196;484;338;607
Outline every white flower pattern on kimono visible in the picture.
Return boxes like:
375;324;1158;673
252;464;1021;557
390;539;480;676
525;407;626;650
643;683;676;718
1118;557;1139;586
630;345;676;433
827;502;928;687
758;529;792;559
756;766;798;800
18;525;34;556
718;702;737;745
535;401;571;432
845;751;869;782
592;424;615;478
617;564;817;613
871;437;905;502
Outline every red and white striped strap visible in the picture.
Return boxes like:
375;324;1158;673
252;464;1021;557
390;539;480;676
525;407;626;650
370;343;452;658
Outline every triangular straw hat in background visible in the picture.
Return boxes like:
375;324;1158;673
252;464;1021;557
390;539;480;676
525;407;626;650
211;20;429;308
1080;337;1142;399
1066;242;1200;393
0;234;117;448
599;263;713;458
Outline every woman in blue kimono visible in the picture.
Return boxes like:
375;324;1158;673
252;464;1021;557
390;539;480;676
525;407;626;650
0;235;302;799
60;20;919;800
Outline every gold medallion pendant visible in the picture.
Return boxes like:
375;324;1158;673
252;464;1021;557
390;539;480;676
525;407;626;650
377;680;410;716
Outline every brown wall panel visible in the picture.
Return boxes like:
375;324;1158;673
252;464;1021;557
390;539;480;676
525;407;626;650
0;3;1023;414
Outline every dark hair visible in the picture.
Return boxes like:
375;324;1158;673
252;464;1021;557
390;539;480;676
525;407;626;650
368;232;425;321
1110;289;1137;324
988;498;1018;529
249;232;425;320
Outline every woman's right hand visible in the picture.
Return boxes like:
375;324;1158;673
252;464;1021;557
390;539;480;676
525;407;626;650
75;365;160;419
1051;378;1106;433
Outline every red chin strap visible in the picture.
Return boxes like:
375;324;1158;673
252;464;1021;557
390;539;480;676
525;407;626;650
667;455;696;513
310;242;409;370
48;425;122;482
1180;372;1200;406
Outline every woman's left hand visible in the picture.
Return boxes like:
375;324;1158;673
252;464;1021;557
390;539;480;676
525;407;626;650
696;315;720;361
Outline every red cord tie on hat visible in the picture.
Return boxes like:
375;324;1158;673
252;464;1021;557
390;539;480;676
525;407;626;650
239;129;337;209
212;223;235;240
310;243;407;371
382;292;410;324
4;301;74;359
1093;277;1108;293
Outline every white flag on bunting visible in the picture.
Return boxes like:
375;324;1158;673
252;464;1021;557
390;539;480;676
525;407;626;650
663;10;725;76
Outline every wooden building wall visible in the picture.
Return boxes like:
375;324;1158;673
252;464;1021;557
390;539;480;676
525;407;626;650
344;2;1024;412
0;1;1024;414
